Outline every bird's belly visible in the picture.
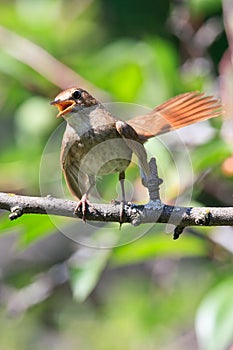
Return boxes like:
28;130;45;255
77;138;132;176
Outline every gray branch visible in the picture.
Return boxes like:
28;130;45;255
0;158;232;239
0;193;233;231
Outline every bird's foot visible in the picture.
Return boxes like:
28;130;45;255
74;194;91;222
111;199;132;224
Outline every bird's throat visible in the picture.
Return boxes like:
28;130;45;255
65;105;116;136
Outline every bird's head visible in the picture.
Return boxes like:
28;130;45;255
50;87;98;118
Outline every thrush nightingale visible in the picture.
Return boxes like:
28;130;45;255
51;88;222;221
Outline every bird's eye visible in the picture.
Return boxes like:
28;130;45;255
72;90;82;100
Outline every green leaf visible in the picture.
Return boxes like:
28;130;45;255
189;0;222;16
0;213;56;246
112;228;208;266
69;248;111;302
195;277;233;350
192;138;232;173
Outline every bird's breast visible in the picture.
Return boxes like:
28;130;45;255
63;123;132;176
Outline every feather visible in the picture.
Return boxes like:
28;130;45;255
127;92;222;141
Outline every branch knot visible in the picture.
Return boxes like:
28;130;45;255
9;206;23;220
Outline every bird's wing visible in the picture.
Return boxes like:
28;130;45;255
60;139;87;200
116;120;150;181
127;92;222;141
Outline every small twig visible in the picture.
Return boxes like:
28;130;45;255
147;158;163;202
0;25;108;100
9;206;23;220
173;226;185;240
5;263;69;316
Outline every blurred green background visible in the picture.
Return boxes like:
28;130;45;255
0;0;233;349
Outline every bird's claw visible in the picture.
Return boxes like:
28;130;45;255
74;194;91;222
111;199;132;225
119;201;125;225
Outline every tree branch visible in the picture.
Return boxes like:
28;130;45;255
1;193;233;233
1;158;232;239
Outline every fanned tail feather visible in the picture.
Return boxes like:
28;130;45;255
128;92;222;140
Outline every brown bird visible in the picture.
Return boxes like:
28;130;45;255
51;88;222;220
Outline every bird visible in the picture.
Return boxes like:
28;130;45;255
51;87;222;221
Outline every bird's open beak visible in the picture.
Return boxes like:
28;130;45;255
50;100;76;118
